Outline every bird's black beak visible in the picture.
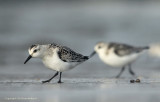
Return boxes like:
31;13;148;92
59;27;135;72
24;55;32;64
89;51;96;58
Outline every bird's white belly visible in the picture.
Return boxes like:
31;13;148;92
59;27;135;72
42;55;79;72
99;53;139;68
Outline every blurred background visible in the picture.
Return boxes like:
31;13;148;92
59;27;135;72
1;0;160;102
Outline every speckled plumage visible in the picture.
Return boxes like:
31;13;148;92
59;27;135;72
49;43;89;62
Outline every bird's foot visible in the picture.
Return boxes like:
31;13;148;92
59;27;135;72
130;71;135;76
57;80;63;84
42;80;51;83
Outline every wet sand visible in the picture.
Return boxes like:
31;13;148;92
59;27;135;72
0;63;160;102
1;78;160;102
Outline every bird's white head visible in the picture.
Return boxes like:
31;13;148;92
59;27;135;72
28;44;43;58
89;42;107;58
24;44;46;64
94;42;107;53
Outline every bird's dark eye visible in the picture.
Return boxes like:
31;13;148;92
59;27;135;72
98;46;101;49
34;50;37;53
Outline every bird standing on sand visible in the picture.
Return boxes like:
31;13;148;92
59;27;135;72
24;43;89;83
90;42;149;78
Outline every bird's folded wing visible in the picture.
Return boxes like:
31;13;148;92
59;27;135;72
58;46;88;62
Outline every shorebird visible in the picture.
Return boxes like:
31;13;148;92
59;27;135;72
24;43;89;83
90;42;149;78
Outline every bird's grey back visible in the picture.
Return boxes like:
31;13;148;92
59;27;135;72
108;42;149;56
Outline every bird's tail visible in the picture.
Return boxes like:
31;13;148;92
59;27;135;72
148;43;160;57
143;46;150;50
138;46;149;52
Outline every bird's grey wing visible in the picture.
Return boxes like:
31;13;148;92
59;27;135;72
57;46;89;62
109;42;149;56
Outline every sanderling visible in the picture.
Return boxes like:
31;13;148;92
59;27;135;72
24;43;89;83
90;42;149;78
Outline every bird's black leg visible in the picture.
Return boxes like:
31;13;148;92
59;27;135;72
116;67;125;78
57;72;63;83
128;64;135;76
42;71;59;83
